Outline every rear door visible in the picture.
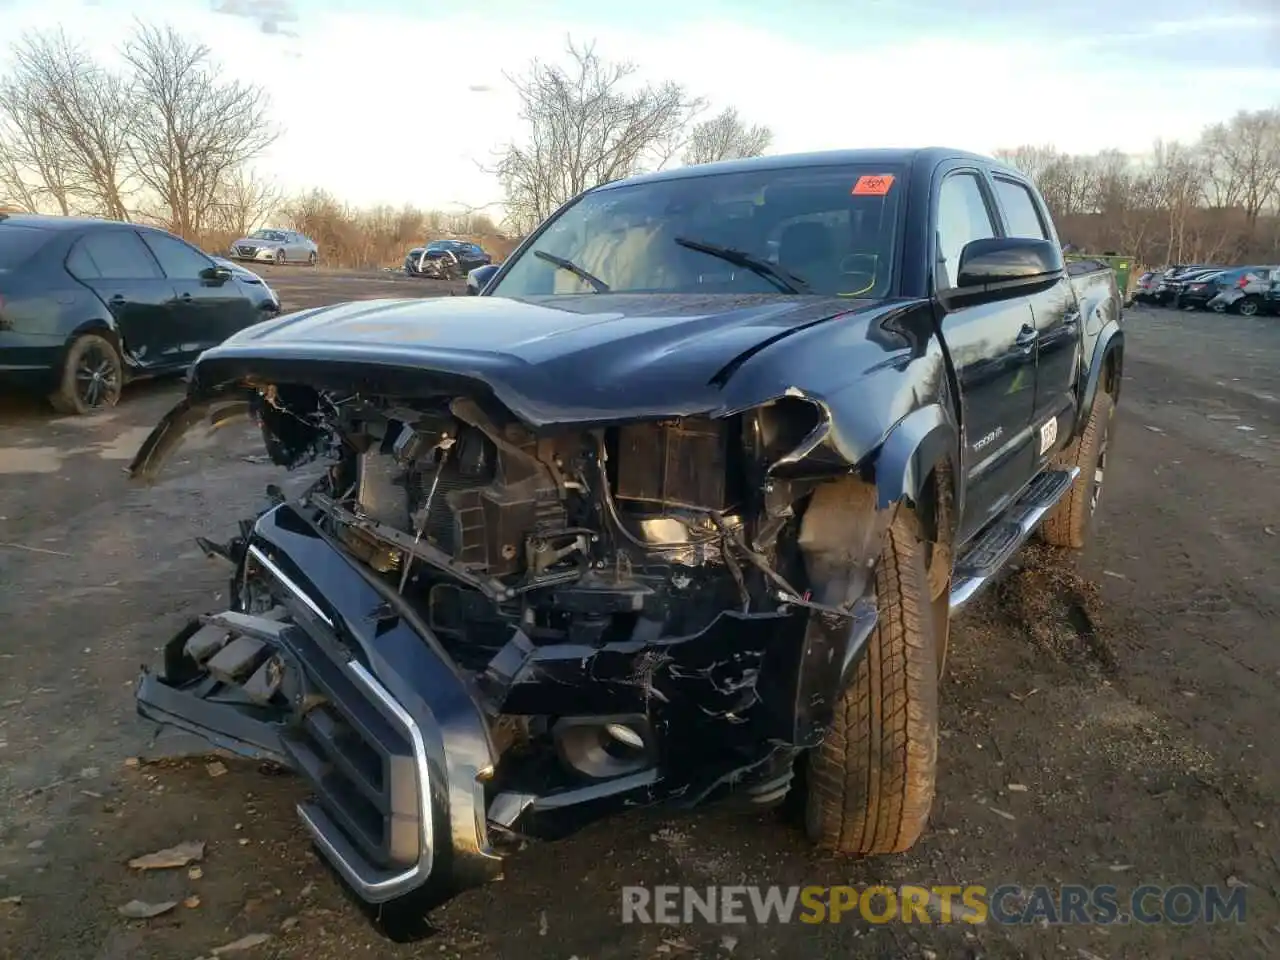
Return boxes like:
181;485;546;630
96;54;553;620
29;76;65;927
933;166;1041;543
989;173;1079;461
139;230;258;354
67;229;181;369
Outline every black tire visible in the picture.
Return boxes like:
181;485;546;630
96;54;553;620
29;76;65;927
49;333;123;415
805;508;939;856
1236;296;1261;317
1040;392;1114;550
275;248;286;265
308;251;317;266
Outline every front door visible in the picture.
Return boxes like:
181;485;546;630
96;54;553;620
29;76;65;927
138;230;257;355
67;230;181;369
933;168;1040;545
990;175;1080;463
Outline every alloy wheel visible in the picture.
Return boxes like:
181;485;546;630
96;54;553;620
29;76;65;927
75;344;121;410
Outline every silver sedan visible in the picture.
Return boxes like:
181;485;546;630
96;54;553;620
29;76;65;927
228;228;318;266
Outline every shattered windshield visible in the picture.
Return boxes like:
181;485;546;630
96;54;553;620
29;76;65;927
490;163;904;298
249;229;287;241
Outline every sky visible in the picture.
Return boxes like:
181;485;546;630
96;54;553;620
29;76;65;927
1;0;1279;215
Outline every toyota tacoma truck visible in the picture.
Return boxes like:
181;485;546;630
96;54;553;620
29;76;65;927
127;147;1124;934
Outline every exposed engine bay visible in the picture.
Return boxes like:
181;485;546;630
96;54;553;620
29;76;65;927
132;376;894;922
250;383;848;673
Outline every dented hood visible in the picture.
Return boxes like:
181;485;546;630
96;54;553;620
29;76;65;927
183;293;882;426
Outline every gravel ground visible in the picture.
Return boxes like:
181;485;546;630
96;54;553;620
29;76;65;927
1;291;1277;960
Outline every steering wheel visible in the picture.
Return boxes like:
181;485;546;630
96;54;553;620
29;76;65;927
837;253;878;297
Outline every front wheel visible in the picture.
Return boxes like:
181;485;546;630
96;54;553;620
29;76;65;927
308;251;317;266
1237;296;1261;317
275;248;286;265
805;508;939;856
49;333;123;415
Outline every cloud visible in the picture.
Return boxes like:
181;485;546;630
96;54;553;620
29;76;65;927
468;84;494;93
211;0;299;37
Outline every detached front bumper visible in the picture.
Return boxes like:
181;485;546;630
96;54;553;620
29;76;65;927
138;503;502;906
137;502;840;910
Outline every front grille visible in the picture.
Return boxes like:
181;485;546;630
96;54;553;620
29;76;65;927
236;245;258;257
280;646;422;871
247;551;425;873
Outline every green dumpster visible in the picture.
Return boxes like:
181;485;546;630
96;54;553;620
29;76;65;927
1065;251;1136;300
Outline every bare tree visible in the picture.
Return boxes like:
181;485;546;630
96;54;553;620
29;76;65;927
0;30;134;218
122;22;278;238
1199;108;1280;229
682;107;771;165
0;134;48;213
493;39;703;233
208;167;281;238
993;145;1060;185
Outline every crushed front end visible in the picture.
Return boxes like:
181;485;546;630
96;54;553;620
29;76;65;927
132;379;881;914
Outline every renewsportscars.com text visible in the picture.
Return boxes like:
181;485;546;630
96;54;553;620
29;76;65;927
621;884;1246;926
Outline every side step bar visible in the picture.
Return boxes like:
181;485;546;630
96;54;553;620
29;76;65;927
949;467;1080;615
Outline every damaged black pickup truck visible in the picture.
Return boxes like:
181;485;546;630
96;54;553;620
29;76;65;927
128;147;1123;931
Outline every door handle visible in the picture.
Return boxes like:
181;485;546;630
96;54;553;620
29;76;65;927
1015;324;1038;347
108;294;125;305
178;293;193;302
1063;310;1081;328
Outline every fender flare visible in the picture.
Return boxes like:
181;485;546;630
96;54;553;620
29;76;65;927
56;316;122;372
873;403;959;511
1075;323;1123;436
65;315;119;345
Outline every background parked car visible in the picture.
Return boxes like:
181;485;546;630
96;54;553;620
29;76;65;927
1207;266;1280;316
1266;280;1280;315
0;213;283;415
1174;270;1228;309
229;228;318;266
1155;265;1223;305
1132;271;1159;304
403;239;491;278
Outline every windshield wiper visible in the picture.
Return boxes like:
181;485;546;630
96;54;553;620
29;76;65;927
674;237;810;294
533;250;610;293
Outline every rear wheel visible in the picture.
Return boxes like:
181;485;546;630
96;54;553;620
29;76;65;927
1040;392;1114;549
49;333;123;415
804;508;939;856
275;248;286;265
308;251;317;266
1237;296;1260;317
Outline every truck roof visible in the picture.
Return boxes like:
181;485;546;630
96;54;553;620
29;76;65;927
601;147;1007;191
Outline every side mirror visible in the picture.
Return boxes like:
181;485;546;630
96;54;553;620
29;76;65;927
466;263;500;296
956;237;1063;291
201;265;233;283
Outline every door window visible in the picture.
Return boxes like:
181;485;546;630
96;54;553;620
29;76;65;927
936;172;998;289
993;177;1049;240
77;231;163;280
141;232;213;279
65;240;101;280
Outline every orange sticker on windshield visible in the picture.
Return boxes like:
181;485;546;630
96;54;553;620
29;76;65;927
852;174;895;196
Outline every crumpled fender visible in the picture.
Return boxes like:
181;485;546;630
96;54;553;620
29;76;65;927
127;383;256;483
873;404;959;510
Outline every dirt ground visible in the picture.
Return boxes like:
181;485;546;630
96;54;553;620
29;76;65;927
1;283;1277;960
